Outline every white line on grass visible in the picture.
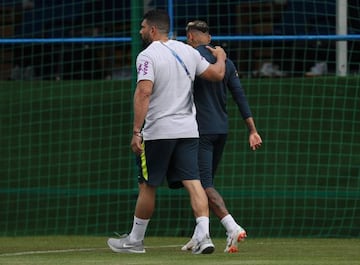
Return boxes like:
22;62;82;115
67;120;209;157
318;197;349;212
0;245;182;257
0;248;106;257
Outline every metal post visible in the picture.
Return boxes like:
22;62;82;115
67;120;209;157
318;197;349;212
168;0;174;38
336;0;347;76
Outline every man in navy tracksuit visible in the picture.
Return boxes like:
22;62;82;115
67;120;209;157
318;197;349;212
182;20;262;253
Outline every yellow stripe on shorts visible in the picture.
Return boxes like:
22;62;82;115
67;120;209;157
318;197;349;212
140;142;148;181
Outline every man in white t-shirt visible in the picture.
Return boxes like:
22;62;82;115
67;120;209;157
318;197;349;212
107;9;227;254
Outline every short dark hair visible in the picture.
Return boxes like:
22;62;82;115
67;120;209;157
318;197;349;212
143;9;170;34
186;20;209;33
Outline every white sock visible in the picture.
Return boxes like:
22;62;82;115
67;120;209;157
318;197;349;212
194;216;209;242
191;225;198;241
129;216;149;242
220;214;239;235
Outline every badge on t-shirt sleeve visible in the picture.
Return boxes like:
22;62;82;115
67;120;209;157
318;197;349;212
137;60;149;76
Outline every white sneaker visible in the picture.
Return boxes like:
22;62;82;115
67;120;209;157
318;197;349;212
256;62;286;77
181;238;196;251
305;62;328;77
107;234;145;253
271;64;287;77
258;62;274;77
224;227;247;253
192;234;215;254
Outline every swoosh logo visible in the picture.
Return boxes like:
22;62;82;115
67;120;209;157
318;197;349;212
122;243;136;248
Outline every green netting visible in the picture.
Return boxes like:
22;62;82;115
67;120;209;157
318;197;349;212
0;1;360;238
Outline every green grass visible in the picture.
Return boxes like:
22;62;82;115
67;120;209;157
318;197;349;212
0;236;359;265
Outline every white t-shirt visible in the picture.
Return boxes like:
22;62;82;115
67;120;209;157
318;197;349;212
136;40;210;140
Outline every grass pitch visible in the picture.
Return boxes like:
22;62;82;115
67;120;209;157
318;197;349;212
0;236;359;265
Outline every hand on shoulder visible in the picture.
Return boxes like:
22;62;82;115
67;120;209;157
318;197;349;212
206;45;227;61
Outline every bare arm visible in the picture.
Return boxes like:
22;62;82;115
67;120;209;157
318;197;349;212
131;80;153;155
199;45;227;81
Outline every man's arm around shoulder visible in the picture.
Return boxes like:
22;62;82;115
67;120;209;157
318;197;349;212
199;45;226;81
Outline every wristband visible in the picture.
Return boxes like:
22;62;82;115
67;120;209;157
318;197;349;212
133;131;142;137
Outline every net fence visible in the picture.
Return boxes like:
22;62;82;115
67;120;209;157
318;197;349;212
0;0;359;238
